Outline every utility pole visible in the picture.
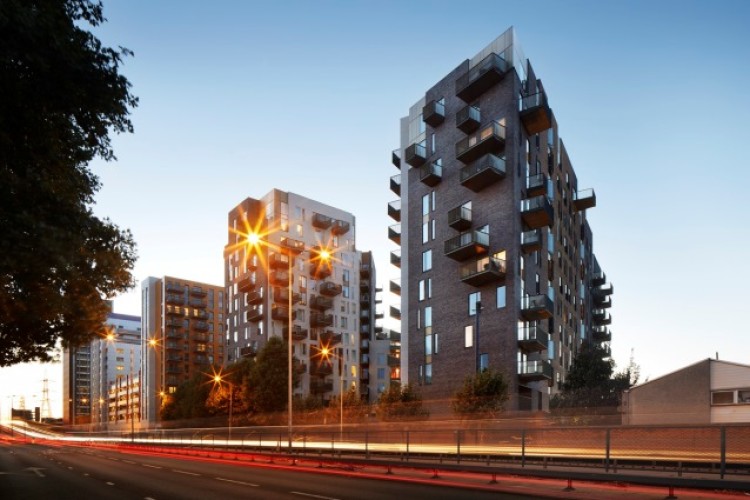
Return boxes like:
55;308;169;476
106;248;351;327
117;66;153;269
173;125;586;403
474;300;482;373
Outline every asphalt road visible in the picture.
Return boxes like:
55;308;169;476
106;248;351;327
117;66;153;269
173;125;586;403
0;440;532;499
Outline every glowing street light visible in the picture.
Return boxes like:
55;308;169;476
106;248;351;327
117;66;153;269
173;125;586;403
316;345;345;436
212;373;234;443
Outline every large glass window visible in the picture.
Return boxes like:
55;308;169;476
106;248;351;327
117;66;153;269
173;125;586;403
496;286;506;308
464;325;473;348
424;306;432;334
479;353;489;372
422;250;432;272
468;292;481;316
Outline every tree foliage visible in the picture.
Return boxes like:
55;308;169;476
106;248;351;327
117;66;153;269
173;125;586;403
376;383;427;421
161;374;211;421
0;0;138;365
243;337;298;414
328;387;369;423
452;369;509;418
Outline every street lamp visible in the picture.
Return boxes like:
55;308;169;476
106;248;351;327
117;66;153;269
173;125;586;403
317;345;345;436
212;374;233;443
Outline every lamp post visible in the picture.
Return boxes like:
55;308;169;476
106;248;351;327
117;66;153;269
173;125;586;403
474;300;482;373
318;345;345;436
213;375;233;444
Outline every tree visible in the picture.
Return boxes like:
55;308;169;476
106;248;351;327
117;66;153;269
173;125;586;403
376;383;427;421
452;369;509;418
244;337;298;413
328;387;369;423
161;374;211;421
0;0;138;365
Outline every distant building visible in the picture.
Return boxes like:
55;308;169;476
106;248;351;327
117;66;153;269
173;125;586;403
90;312;141;428
141;276;224;425
62;344;91;425
622;359;750;425
107;374;141;426
225;190;374;403
390;27;612;413
366;328;401;403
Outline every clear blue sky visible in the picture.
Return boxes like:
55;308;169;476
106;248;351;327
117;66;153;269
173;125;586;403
3;0;749;417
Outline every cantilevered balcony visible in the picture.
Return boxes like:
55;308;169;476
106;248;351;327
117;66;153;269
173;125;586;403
166;319;183;329
274;287;300;305
456;105;480;133
331;220;350;235
310;311;333;328
390;249;401;268
390;174;401;196
310;261;332;279
388;223;401;245
246;291;263;305
592;326;612;343
390;279;401;296
319;281;342;297
359;278;370;292
594;296;612;309
165;294;183;305
309;294;333;311
268;269;289;286
573;188;596;212
388;355;400;367
521;195;554;229
319;330;342;345
282;325;307;342
189;298;206;308
312;212;333;229
310;380;333;394
193;333;209;343
419;162;442;187
246;308;263;323
360;309;370;325
526;173;547;198
455;52;510;102
594;282;614;298
390;305;401;320
190;287;207;297
310;362;333;377
592;271;606;287
460;154;506;192
518;360;553;382
360;263;371;278
280;236;305;255
444;230;489;261
269;252;291;269
456;121;506;164
388;199;401;222
237;276;255;293
422;99;445;127
405;142;427;168
193;321;209;332
520;91;552;135
518;325;549;353
460;256;506;287
166;283;184;293
520;294;554;321
448;205;472;231
271;305;295;321
521;229;543;254
592;309;612;326
392;149;401;169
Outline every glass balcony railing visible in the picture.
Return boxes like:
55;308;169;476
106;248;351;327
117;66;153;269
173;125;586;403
422;99;445;127
455;121;506;164
459;256;506;287
573;188;596;211
456;53;510;102
388;199;401;222
456;105;480;133
447;205;472;231
460;154;506;192
444;230;489;261
520;229;543;253
518;325;549;352
518;360;553;380
405;142;427;167
419;162;442;187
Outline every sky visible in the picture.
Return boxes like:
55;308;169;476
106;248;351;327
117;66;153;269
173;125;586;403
2;0;750;418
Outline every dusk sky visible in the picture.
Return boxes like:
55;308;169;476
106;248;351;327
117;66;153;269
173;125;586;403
2;0;749;417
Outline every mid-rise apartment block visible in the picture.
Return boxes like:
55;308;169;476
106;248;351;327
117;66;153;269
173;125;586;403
225;190;374;403
141;276;224;424
390;27;613;413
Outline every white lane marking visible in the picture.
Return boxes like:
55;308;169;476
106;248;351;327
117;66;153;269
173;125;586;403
83;473;89;477
215;477;259;487
172;469;200;476
290;492;339;500
67;466;73;470
144;497;156;500
122;460;136;464
143;464;162;469
106;482;115;486
26;467;46;477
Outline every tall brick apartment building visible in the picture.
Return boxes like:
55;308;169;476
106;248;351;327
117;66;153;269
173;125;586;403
389;27;613;412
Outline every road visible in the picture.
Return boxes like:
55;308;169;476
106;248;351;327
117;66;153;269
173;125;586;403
0;439;532;499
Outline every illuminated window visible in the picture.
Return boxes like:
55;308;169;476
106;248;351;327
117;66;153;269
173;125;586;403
464;325;473;348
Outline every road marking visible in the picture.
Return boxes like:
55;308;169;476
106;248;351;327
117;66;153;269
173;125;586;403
25;467;46;477
143;464;162;469
172;469;200;476
145;497;156;500
290;492;339;500
215;477;259;487
122;460;136;464
106;482;115;486
83;473;89;477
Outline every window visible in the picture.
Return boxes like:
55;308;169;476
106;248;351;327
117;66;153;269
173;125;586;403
464;325;473;348
419;280;426;301
479;354;489;372
422;222;429;243
424;306;432;334
434;333;439;354
496;286;506;308
468;292;481;316
712;391;734;405
377;368;386;380
422;250;432;272
739;390;750;404
424;363;432;385
422;194;430;216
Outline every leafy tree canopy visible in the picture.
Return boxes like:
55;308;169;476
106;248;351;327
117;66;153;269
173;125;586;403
0;0;138;365
452;369;509;418
376;383;427;421
244;337;298;413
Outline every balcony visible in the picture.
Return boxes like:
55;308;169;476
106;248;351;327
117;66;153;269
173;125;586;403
388;224;401;245
419;162;442;187
271;305;295;321
389;279;401;296
237;276;255;293
526;174;547;198
520;294;554;321
280;236;305;255
166;319;184;328
190;287;207;297
518;325;549;353
309;294;333;311
310;380;333;393
166;365;182;374
359;278;370;292
310;261;332;279
388;355;400;367
189;298;206;308
594;282;614;297
390;249;401;268
456;105;480;134
193;333;209;343
193;321;209;332
592;271;606;287
240;346;257;358
392;149;401;169
319;281;342;297
448;205;472;231
269;252;291;269
269;269;289;286
592;327;612;343
594;296;612;308
592;309;612;326
444;230;489;261
405;142;427;168
460;256;506;287
282;325;308;342
246;308;263;323
166;283;184;293
520;195;554;229
390;174;401;196
165;328;182;339
360;309;370;324
388;199;401;222
360;263;371;278
456;121;506;164
390;305;401;320
320;330;342;345
274;287;301;305
520;91;552;135
165;294;183;305
194;310;208;320
165;342;181;351
310;312;333;328
166;354;182;362
455;52;510;102
518;360;553;382
166;308;182;317
573;188;596;212
521;229;543;254
460;154;506;192
246;291;263;305
361;355;370;367
331;220;350;235
312;212;333;229
422;99;445;127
